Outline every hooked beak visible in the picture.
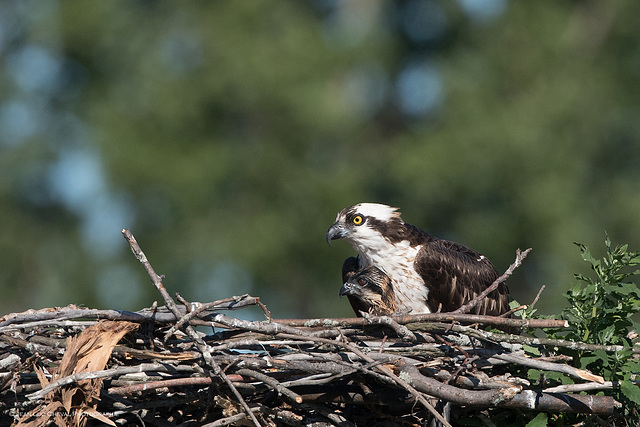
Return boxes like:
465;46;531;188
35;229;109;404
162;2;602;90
326;222;348;246
339;282;357;297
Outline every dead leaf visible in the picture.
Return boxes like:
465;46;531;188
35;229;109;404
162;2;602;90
14;321;137;427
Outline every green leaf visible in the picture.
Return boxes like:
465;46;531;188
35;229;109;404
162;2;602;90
528;368;541;379
621;380;640;406
572;274;593;286
612;282;640;296
624;361;640;375
526;412;548;427
523;344;540;356
544;371;566;383
597;325;615;345
579;354;600;370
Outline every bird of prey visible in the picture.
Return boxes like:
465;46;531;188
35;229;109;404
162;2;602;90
327;203;509;315
340;262;397;316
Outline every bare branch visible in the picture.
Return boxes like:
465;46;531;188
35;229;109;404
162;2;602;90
544;381;616;393
163;295;258;340
530;284;546;311
236;368;303;404
121;229;261;427
273;312;568;329
27;363;198;401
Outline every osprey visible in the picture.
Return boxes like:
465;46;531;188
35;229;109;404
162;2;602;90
340;263;397;316
327;203;509;315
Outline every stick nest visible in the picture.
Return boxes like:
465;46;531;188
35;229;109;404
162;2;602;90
0;231;627;426
0;297;623;427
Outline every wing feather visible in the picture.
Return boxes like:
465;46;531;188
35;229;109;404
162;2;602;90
415;239;509;315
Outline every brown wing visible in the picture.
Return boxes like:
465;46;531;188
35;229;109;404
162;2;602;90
414;240;509;315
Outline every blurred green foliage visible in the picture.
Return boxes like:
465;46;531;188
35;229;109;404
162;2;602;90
1;1;640;318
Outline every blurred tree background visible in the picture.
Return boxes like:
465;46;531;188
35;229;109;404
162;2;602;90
1;0;639;319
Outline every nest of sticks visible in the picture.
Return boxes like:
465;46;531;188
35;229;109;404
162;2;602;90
0;231;626;426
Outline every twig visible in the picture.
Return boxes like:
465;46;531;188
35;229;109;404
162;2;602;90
357;315;417;342
122;230;182;319
500;305;527;318
27;363;198;401
489;352;604;383
236;368;303;404
506;390;620;414
419;322;639;354
175;293;192;311
544;381;616;393
530;285;546;311
212;313;312;337
0;299;262;333
256;298;272;321
121;229;262;427
0;306;150;329
274;313;568;329
108;376;214;395
2;329;199;361
164;295;258;340
207;338;315;352
453;248;532;314
1;320;104;333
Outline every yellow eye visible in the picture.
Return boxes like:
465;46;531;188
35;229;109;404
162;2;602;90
353;215;363;225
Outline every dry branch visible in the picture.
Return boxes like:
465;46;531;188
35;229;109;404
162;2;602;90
273;312;568;329
121;229;261;427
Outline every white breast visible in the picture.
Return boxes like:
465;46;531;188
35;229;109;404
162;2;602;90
354;239;430;314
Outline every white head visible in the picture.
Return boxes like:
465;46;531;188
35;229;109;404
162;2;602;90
342;203;399;222
326;203;403;254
